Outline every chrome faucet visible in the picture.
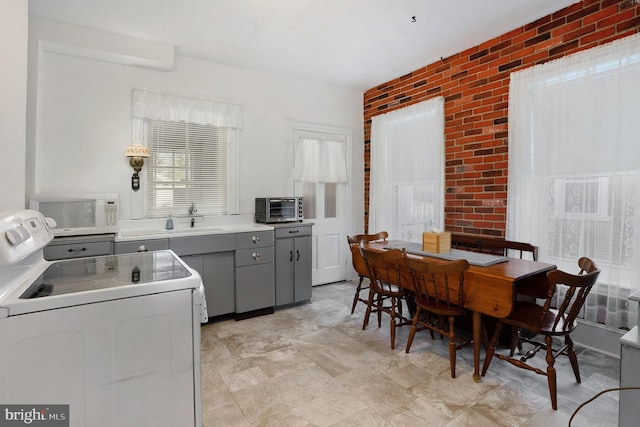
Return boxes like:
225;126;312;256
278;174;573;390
188;202;197;216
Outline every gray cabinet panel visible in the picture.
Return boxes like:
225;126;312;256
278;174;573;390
45;241;112;260
170;234;235;256
275;238;295;306
114;239;169;254
294;235;312;302
235;231;274;249
235;263;275;313
203;252;235;316
45;234;114;260
274;226;311;239
274;224;312;306
235;247;274;267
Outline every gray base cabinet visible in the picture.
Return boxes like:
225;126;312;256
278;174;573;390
234;231;275;314
275;224;312;306
180;251;235;317
171;234;236;317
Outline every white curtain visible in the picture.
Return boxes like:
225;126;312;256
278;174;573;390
131;88;242;128
508;33;640;330
293;138;348;183
369;97;445;242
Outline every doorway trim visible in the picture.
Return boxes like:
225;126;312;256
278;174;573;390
286;120;353;285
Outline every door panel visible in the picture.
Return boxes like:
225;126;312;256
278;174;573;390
292;127;349;285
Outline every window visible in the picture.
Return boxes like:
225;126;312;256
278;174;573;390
507;33;640;330
130;88;242;219
369;97;445;241
146;119;230;218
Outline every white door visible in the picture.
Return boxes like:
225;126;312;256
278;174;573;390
291;125;351;286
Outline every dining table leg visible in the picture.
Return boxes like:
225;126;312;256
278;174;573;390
473;310;481;382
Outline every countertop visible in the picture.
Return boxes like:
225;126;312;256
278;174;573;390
114;215;313;242
115;214;275;242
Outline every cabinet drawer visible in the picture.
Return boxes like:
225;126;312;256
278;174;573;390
114;239;169;254
170;233;235;256
235;247;274;267
274;225;312;239
45;241;112;260
235;231;274;249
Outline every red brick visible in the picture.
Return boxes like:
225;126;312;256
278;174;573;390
581;27;617;45
598;9;635;28
617;15;640;32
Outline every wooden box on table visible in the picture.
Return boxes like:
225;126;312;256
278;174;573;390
422;231;451;253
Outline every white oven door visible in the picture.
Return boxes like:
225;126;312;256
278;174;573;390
0;290;198;427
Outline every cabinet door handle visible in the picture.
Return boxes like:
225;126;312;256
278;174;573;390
67;247;87;253
252;235;261;244
137;245;148;252
289;250;293;262
252;252;261;261
296;250;300;261
288;229;299;234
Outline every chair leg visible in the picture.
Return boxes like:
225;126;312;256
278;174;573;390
509;327;520;357
362;289;375;330
448;316;457;378
481;320;503;377
389;297;397;349
566;335;581;383
405;307;421;353
376;294;383;328
545;335;558;410
351;276;364;314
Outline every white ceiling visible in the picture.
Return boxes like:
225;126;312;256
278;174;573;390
28;0;579;91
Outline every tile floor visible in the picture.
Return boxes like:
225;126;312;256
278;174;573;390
200;281;621;426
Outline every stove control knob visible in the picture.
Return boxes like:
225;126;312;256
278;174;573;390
45;217;57;229
16;226;31;241
5;229;24;246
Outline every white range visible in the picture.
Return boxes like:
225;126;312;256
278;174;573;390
0;209;207;427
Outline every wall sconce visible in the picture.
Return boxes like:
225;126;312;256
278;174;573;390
125;143;149;191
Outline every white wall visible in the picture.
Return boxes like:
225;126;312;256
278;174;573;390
27;18;365;235
0;0;28;210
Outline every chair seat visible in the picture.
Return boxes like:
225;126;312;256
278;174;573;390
504;301;577;336
416;297;467;318
378;283;408;297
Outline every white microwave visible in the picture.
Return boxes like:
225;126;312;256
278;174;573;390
29;193;119;237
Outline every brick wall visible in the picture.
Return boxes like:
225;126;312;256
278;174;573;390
362;0;640;237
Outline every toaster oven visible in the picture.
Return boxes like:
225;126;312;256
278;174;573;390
255;197;303;223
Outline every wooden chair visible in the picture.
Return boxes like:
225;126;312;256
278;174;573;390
403;253;471;378
481;257;601;410
359;245;411;349
346;232;388;314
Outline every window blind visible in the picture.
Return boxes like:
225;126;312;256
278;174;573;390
146;119;229;218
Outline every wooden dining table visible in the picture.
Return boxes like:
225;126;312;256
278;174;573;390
362;240;556;381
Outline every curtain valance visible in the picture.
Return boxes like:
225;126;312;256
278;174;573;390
131;88;242;128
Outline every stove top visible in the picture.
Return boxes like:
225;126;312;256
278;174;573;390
20;251;192;299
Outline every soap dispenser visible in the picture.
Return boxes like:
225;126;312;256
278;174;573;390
165;213;174;230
